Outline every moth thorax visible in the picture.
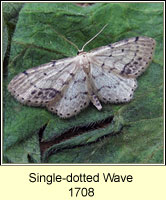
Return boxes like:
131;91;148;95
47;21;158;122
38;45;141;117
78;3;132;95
82;63;90;74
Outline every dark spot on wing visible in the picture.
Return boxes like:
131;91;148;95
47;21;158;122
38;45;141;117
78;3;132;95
70;73;74;77
31;90;37;95
101;63;105;67
23;71;28;75
135;37;139;42
120;63;130;74
38;91;43;95
126;69;131;74
83;92;88;95
49;92;56;98
52;60;56;67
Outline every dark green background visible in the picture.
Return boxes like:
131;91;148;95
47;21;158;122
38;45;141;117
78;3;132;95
3;3;163;163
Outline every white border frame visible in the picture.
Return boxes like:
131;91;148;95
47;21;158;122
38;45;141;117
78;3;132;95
1;1;165;166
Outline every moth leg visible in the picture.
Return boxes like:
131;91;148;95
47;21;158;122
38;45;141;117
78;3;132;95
83;64;102;110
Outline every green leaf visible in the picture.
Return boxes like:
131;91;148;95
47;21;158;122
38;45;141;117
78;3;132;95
2;2;24;60
4;3;163;163
2;19;8;60
4;134;41;163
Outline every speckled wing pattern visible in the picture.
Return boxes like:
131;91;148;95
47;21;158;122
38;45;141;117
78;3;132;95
8;36;156;118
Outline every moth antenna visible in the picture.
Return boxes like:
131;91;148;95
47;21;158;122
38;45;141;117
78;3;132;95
79;24;108;53
57;32;80;51
48;25;80;51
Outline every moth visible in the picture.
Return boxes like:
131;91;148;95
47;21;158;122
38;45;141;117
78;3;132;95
8;25;156;118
